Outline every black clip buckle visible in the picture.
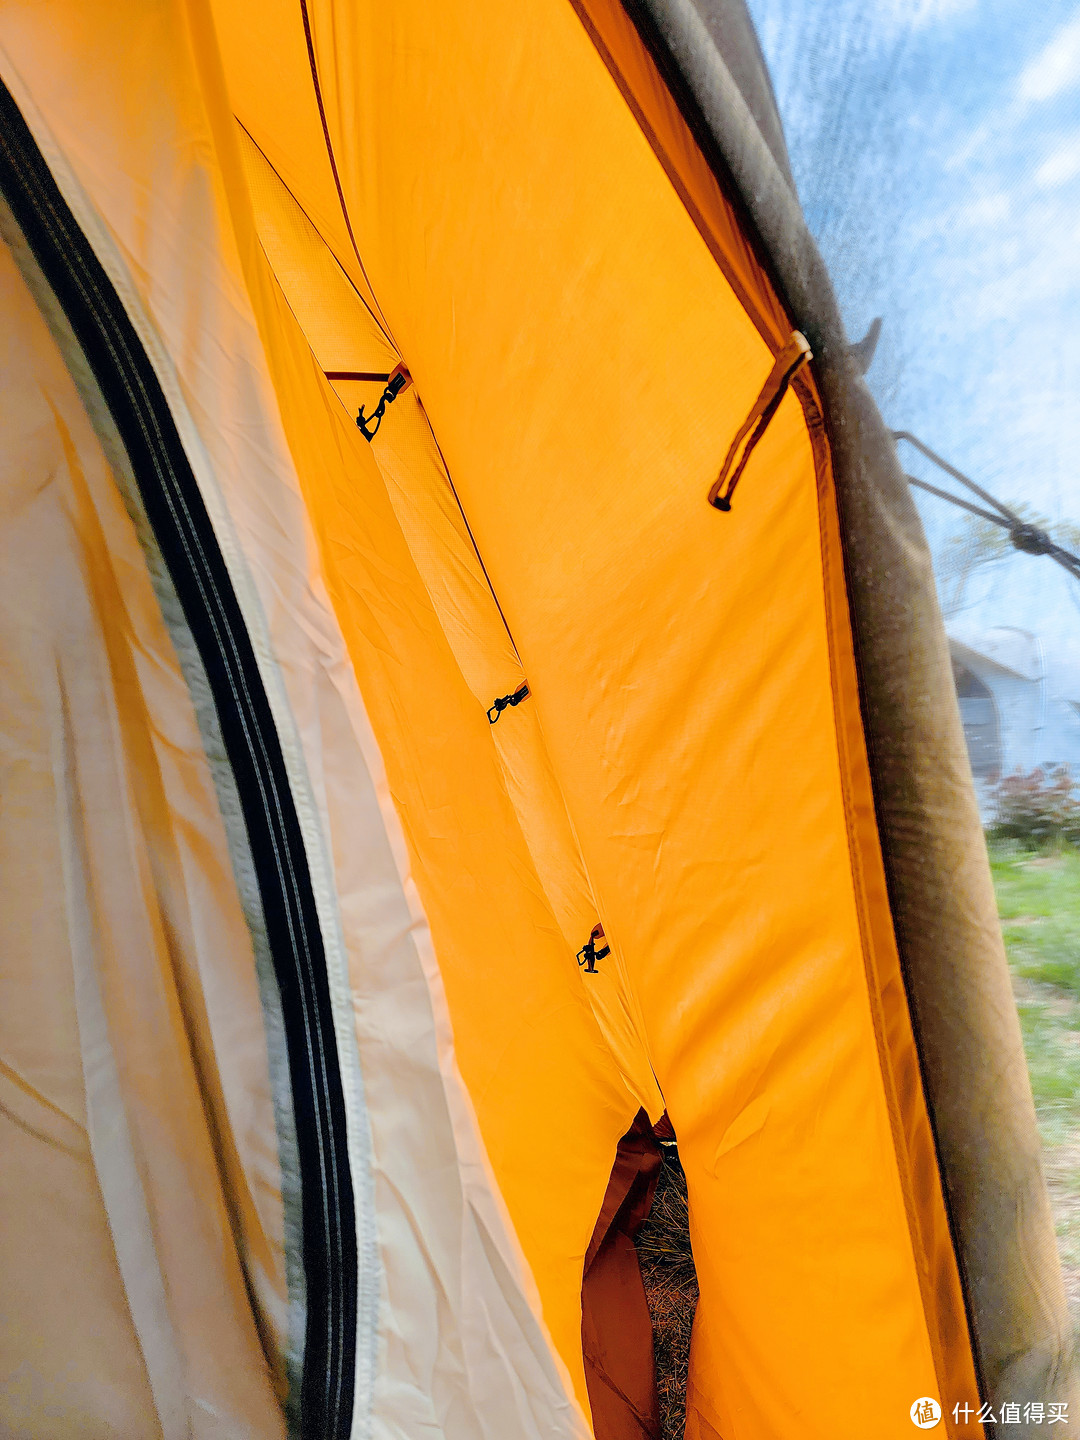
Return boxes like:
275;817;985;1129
577;924;610;974
357;362;413;442
487;681;530;725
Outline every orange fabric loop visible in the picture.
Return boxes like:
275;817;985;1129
707;330;812;510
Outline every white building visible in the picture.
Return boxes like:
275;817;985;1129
948;623;1080;812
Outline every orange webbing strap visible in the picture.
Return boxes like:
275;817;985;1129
707;331;812;511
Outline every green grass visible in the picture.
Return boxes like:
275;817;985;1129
991;844;1080;995
989;844;1080;1120
989;841;1080;1310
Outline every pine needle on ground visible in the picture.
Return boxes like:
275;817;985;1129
635;1145;699;1440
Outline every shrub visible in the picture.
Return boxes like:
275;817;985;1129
987;766;1080;851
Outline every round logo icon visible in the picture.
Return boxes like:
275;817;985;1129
910;1397;942;1429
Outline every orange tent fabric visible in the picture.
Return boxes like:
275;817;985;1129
1;0;1068;1436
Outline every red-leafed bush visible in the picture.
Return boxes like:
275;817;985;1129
988;766;1080;851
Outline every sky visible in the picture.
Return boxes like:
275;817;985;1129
745;0;1080;645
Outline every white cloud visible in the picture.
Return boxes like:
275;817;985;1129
875;0;977;30
945;121;994;173
911;0;976;22
955;191;1012;227
1018;12;1080;104
1035;132;1080;187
